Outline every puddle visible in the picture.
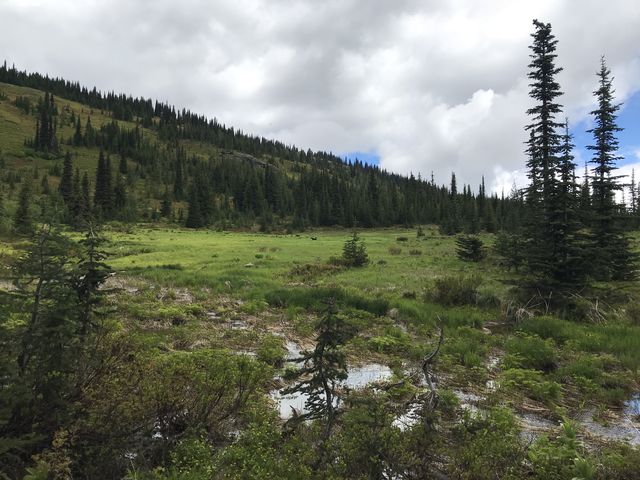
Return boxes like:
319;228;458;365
271;390;311;418
485;379;498;392
518;413;556;443
577;409;640;446
452;390;484;415
392;404;421;431
285;341;302;360
271;363;393;419
625;394;640;416
344;364;393;389
227;320;248;330
486;355;501;371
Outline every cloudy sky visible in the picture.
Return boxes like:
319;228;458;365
2;0;640;193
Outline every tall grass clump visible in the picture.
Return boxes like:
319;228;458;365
504;333;557;372
264;287;389;316
430;275;482;306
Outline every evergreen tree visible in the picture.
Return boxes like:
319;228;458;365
342;231;369;267
579;162;591;221
113;175;127;213
185;185;204;228
13;179;33;234
160;188;172;218
59;151;74;203
552;120;587;284
173;155;184;200
71;168;83;221
587;57;636;280
456;235;485;262
74;226;113;338
84;116;95;148
3;225;112;463
281;299;355;437
94;149;112;217
630;169;637;216
81;172;91;218
118;153;128;175
73;117;83;146
522;20;582;287
40;174;50;195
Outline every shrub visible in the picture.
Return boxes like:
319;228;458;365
528;422;595;480
396;236;409;242
504;334;557;372
342;232;369;267
494;233;525;271
408;249;422;256
416;226;425;237
257;334;286;366
501;368;562;403
388;246;402;255
626;302;640;325
430;275;482;306
264;287;389;316
455;235;485;262
450;408;526;479
442;326;488;368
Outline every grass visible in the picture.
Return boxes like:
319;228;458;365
1;223;639;439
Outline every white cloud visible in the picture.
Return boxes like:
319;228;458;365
1;0;639;189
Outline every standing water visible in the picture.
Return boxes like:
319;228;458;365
271;361;393;419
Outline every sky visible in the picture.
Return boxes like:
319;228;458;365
1;0;640;194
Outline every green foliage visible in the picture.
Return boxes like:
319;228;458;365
281;300;355;428
430;275;482;306
442;326;488;368
504;333;557;371
342;231;369;267
265;287;389;316
327;393;410;479
214;423;312;479
0;225;112;476
449;408;526;479
597;444;640;480
501;368;562;403
78;347;270;478
494;232;525;271
256;334;285;366
528;421;595;480
456;235;485;262
168;437;214;478
587;58;637;281
13;178;33;234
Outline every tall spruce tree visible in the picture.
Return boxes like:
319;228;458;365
185;184;204;228
59;151;74;204
554;120;587;283
13;179;33;234
81;172;91;217
94;149;112;218
587;57;636;280
522;20;582;287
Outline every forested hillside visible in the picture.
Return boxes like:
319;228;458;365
0;62;524;233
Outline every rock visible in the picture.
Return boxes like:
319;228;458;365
244;263;255;268
388;308;400;319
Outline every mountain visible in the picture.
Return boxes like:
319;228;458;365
0;62;515;232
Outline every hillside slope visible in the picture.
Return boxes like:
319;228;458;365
0;66;515;231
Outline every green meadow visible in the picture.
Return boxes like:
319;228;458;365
76;225;639;421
